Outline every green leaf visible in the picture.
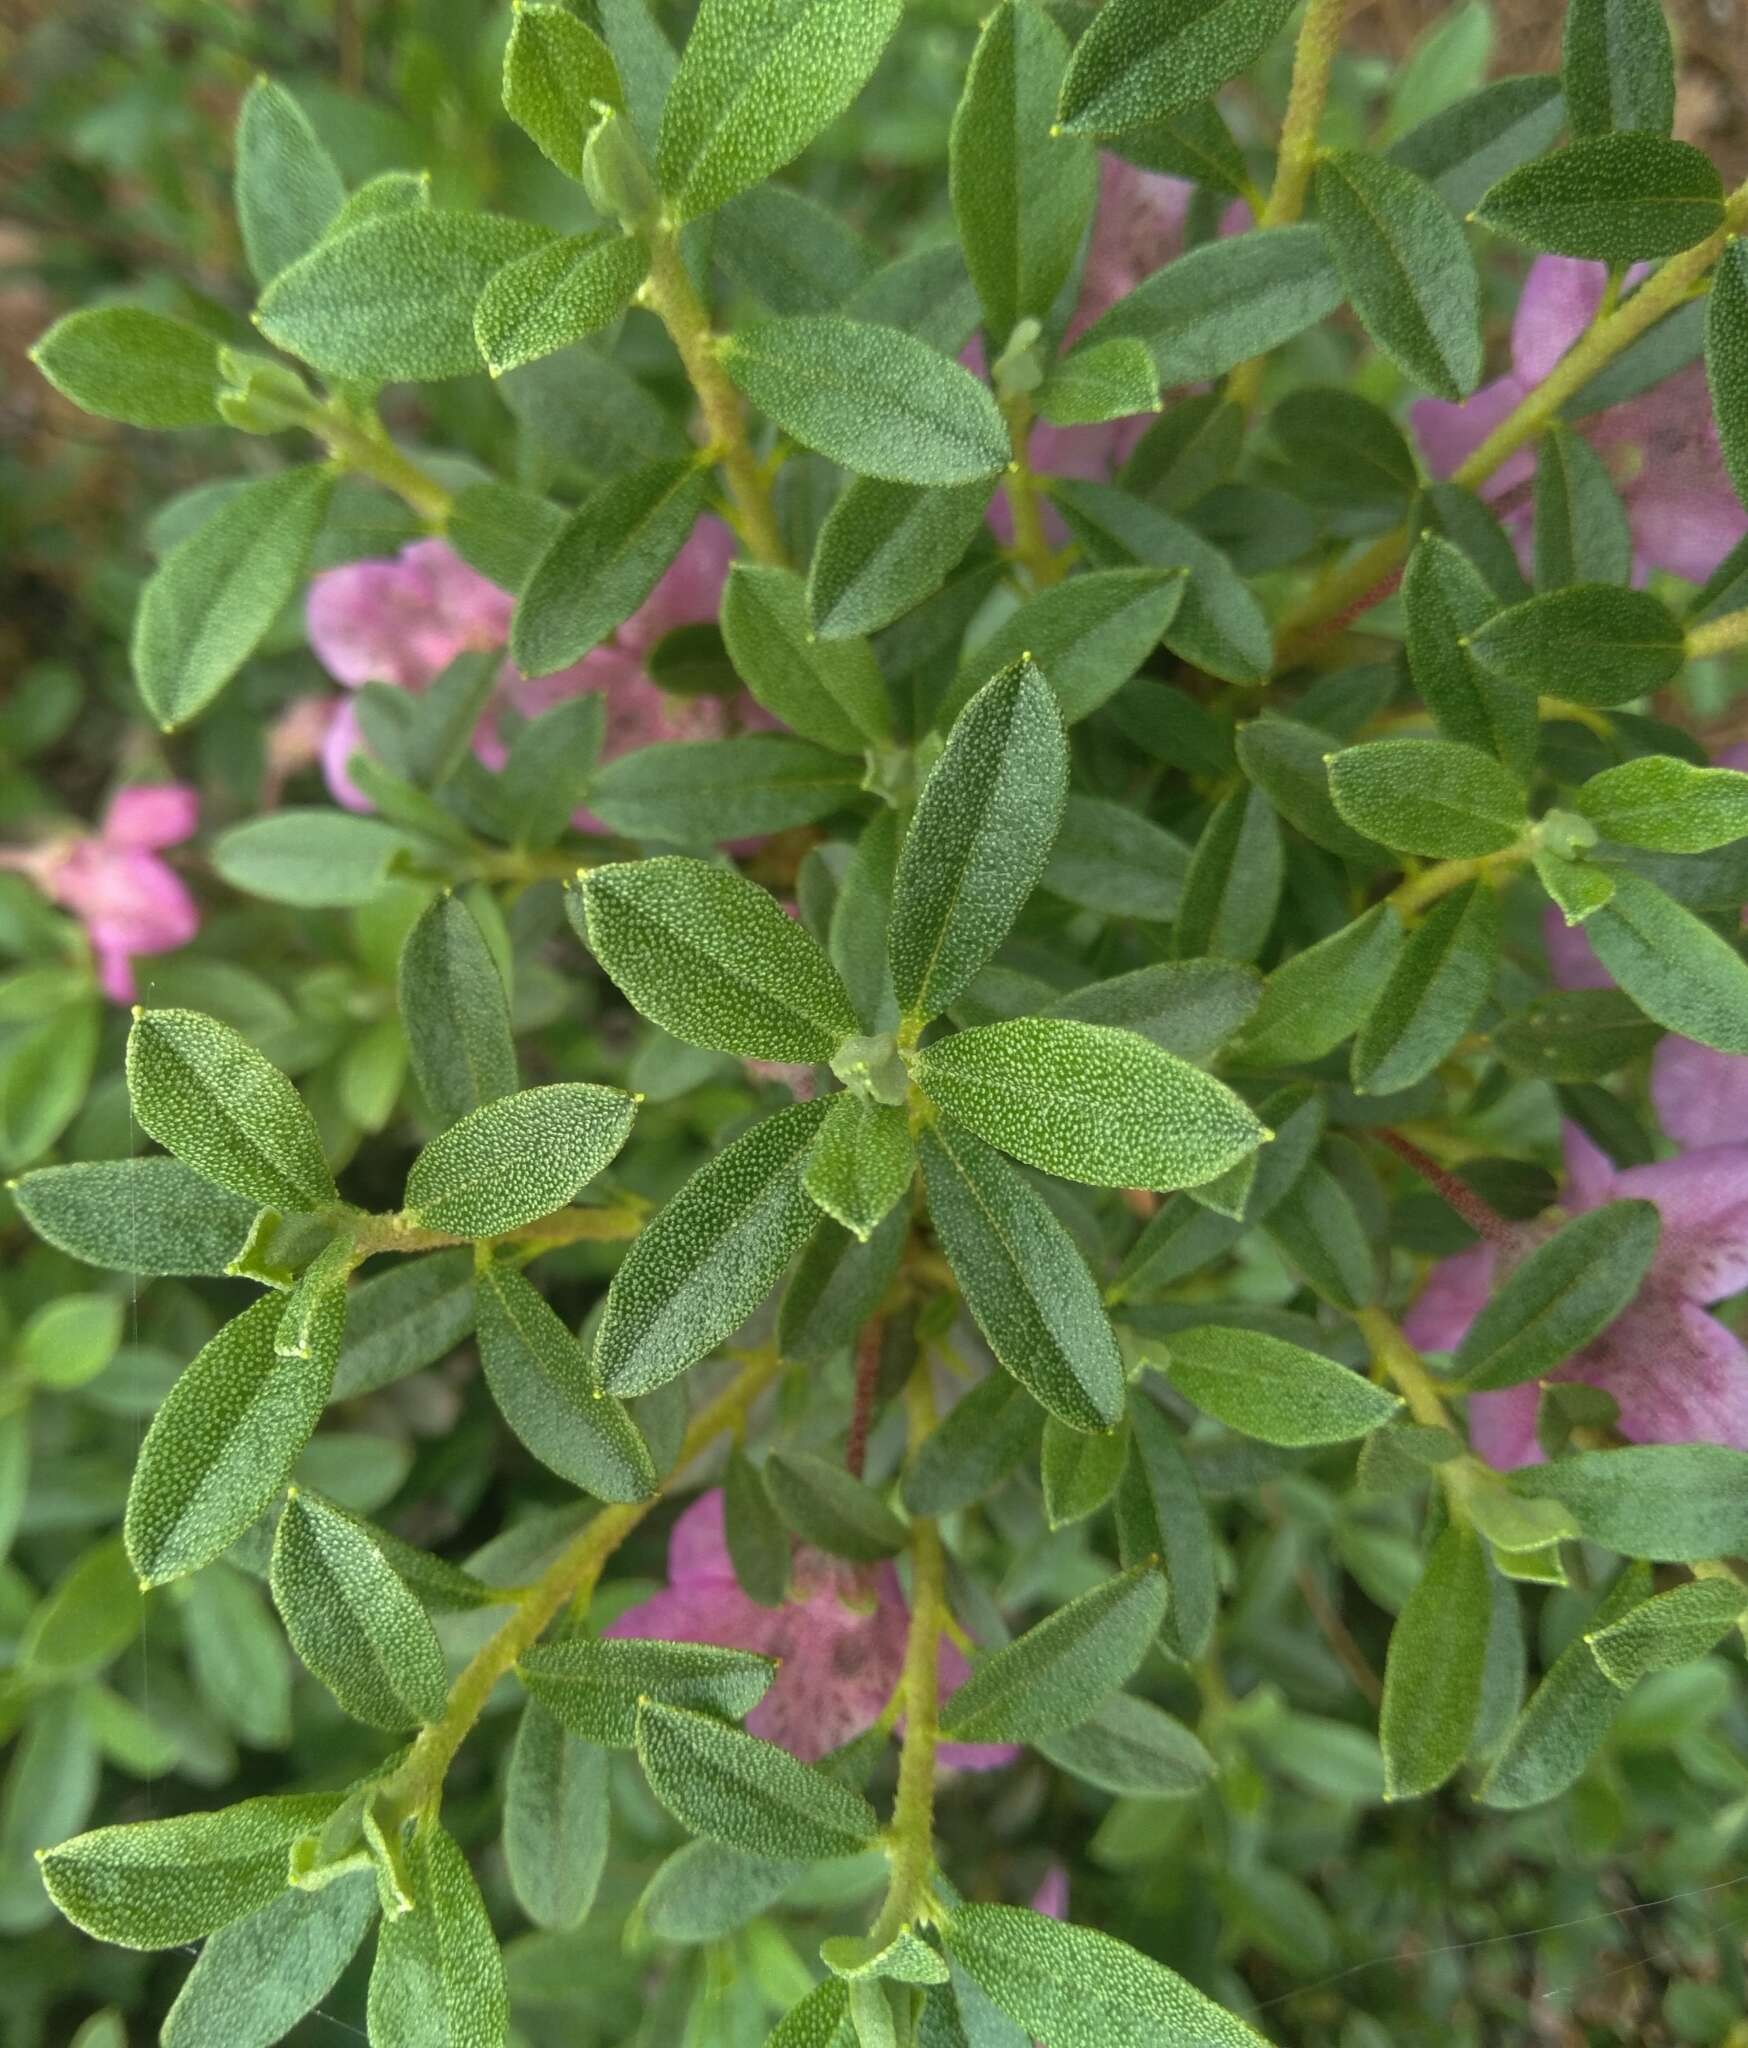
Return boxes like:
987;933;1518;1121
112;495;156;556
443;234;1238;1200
806;476;993;640
901;1373;1044;1518
1454;1201;1660;1390
576;856;859;1063
1563;0;1674;139
1035;1692;1215;1799
802;1093;914;1241
1577;755;1748;851
1117;1391;1217;1658
1513;1444;1748;1559
15;1293;119;1391
257;210;551;380
40;1794;342;1950
1707;242;1748;514
1534;423;1632;589
1466;583;1685;704
779;1207;907;1367
521;1639;774;1745
178;1562;293;1748
1351;880;1500;1094
504;1702;609;1932
331;1249;476;1401
587;733;863;842
1232;714;1383;863
594;1097;831;1395
764;1449;907;1560
1401;534;1536;776
234;78;344;286
367;1823;507;2048
918;1119;1124;1433
269;1490;449;1730
657;0;902;220
513;457;710;675
1057;0;1299;136
889;658;1067;1026
950;0;1096;349
721;317;1009;485
768;1980;855;2045
127;1008;334;1212
1172;785;1283;962
1475;135;1724;260
636;1699;879;1859
1041;1413;1129;1528
210;809;412;908
941;568;1187;728
1381;0;1492;143
1492;985;1664;1083
398;893;516;1129
715;186;877;316
1379;1521;1490;1800
12;1157;257;1275
1076;223;1344;384
1039;338;1160;425
721;562;891;749
503;2;621;178
1269;387;1420;509
1327;739;1528;858
160;1872;376;2048
1585;1575;1748;1688
1114;100;1251;193
1162;1326;1400;1445
725;1446;791;1604
913;1018;1265;1192
1314;152;1482;399
1389;74;1567;218
637;1838;797;1946
1586;869;1748;1053
124;1295;335;1586
474;1265;658;1502
1045;957;1261;1061
133;465;334;730
939;1563;1166;1744
1232;905;1405;1068
474;231;646;375
1052;481;1273;684
30;307;224;428
403;1083;636;1237
19;1539;140;1678
944;1903;1266;2046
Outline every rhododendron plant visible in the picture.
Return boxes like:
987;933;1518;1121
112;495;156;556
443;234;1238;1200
7;1;1748;2044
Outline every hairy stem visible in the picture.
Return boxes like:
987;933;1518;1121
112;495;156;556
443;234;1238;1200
381;1345;786;1818
1275;180;1748;664
1000;394;1064;588
1354;1303;1454;1433
1686;604;1748;662
316;407;454;527
1227;0;1350;409
845;1314;886;1480
347;1198;649;1260
1376;1129;1517;1245
641;228;788;567
1385;844;1526;917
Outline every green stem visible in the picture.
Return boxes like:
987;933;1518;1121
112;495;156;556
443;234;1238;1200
1686;605;1748;662
1227;0;1350;409
379;1345;785;1819
868;1373;946;1948
641;229;789;567
999;394;1063;588
347;1198;649;1260
1275;178;1748;663
315;407;454;527
1385;843;1527;917
1353;1303;1454;1434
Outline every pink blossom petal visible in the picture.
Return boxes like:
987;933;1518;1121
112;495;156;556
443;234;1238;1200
1031;1864;1070;1921
320;698;375;813
664;1489;742;1590
93;942;138;1006
102;784;198;850
1511;257;1608;384
1572;1297;1748;1451
1412;374;1533;487
1651;1038;1748;1151
306;542;511;691
1561;1122;1618;1212
1543;904;1614;990
1402;1241;1496;1355
1467;1382;1545;1471
1610;1145;1748;1304
603;1583;784;1661
743;1565;911;1762
1069;157;1192;344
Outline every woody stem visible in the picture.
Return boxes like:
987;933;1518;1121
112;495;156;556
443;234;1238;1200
1376;1129;1518;1245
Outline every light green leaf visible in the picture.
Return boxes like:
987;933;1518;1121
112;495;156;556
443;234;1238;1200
1161;1326;1401;1445
1041;1413;1129;1528
1512;1444;1748;1559
1400;534;1536;776
1035;1692;1215;1799
234;78;344;286
504;1702;609;1931
1379;1521;1491;1799
133;465;334;730
1585;1575;1748;1688
1057;0;1300;137
720;317;1009;485
210;810;413;908
1475;135;1724;260
474;231;646;375
12;1157;257;1276
1045;957;1261;1060
1466;583;1685;704
160;1872;375;2048
587;733;863;842
1576;755;1748;851
802;1093;914;1240
1563;0;1674;139
1350;880;1500;1094
521;1638;774;1745
1232;905;1405;1068
1116;1390;1217;1658
1586;869;1748;1054
367;1823;507;2048
503;2;622;178
1039;338;1160;425
1327;738;1528;858
403;1083;636;1237
914;1017;1265;1192
30;307;225;428
1390;74;1567;217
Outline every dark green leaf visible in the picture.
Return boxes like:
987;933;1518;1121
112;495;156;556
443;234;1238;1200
1467;583;1685;704
504;1702;609;1930
806;476;993;640
1401;534;1536;776
1173;785;1283;962
160;1873;375;2048
1057;0;1300;136
1232;905;1405;1067
1586;869;1748;1053
636;1700;879;1858
802;1094;914;1241
1389;74;1567;216
902;1373;1043;1518
1455;1201;1660;1389
367;1822;507;2048
521;1638;775;1745
721;562;890;749
234;78;344;285
1351;881;1500;1094
404;1083;636;1237
587;733;863;842
1513;1444;1748;1559
1475;136;1724;261
1705;241;1748;516
12;1157;257;1276
1117;1391;1217;1658
1534;423;1632;589
765;1450;908;1560
1164;1326;1400;1444
725;1447;791;1605
1035;1692;1215;1798
399;893;517;1128
1327;738;1528;858
1563;0;1675;139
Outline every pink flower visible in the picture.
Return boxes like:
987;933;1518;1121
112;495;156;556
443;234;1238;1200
3;785;199;1003
1414;256;1747;582
1405;1124;1748;1469
605;1490;1018;1768
305;522;751;822
1031;1863;1069;1920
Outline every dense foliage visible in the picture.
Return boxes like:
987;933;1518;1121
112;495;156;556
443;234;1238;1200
6;1;1748;2043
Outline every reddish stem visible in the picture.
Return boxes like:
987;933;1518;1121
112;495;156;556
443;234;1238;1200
845;1317;885;1480
1377;1129;1517;1246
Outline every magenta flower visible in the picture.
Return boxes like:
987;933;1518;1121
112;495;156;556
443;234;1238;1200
304;521;752;820
1032;1862;1069;1920
2;785;199;1003
1413;255;1747;582
1405;1124;1748;1469
605;1490;1017;1768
